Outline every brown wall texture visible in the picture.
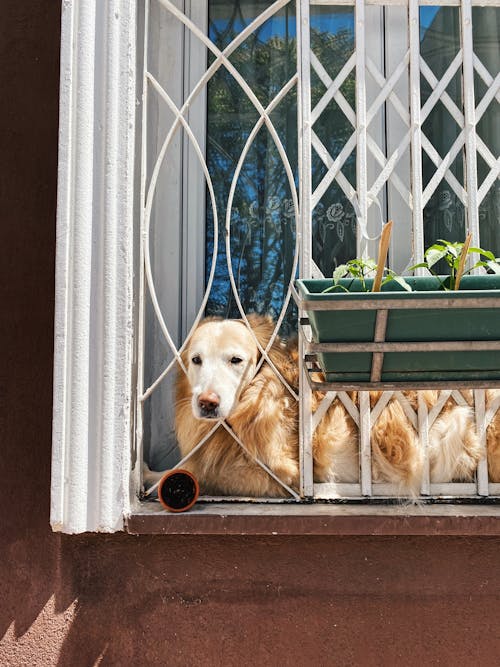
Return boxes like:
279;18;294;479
1;2;500;665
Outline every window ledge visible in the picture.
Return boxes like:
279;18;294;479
126;502;500;536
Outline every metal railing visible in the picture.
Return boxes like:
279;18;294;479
138;0;500;504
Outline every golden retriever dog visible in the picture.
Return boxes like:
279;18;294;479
145;315;498;498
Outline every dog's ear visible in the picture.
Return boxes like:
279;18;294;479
245;313;275;349
244;314;299;390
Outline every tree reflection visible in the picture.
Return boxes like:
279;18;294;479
206;2;356;333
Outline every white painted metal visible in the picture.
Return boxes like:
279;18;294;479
135;0;149;512
366;57;412;206
461;0;480;269
300;0;500;505
298;0;315;498
139;0;303;501
365;5;390;252
311;132;357;210
141;68;220;378
419;55;467;208
409;0;425;270
355;0;368;258
141;1;296;378
309;48;357;214
418;393;430;495
473;57;500;205
52;0;95;534
385;6;412;272
313;481;488;499
310;0;499;5
359;392;372;495
223;73;301;395
356;0;372;500
182;0;208;342
474;389;489;496
311;53;357;126
52;0;136;533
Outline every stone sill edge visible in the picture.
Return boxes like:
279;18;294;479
126;503;500;536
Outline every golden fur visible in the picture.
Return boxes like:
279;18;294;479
169;315;499;498
486;389;500;482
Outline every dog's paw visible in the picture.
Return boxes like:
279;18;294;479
141;462;165;498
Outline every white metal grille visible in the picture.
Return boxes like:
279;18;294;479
138;0;500;504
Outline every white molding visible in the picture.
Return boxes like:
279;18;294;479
51;0;137;533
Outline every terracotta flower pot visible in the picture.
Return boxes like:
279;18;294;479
158;469;200;513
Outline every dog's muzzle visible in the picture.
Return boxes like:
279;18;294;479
197;390;220;419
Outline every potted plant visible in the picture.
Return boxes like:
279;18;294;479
294;226;500;388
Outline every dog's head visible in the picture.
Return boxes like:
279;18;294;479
183;317;265;420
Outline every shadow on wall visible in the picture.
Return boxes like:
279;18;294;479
4;525;500;665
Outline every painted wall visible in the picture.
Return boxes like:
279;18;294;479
1;2;500;665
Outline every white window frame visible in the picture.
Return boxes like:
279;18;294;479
51;0;137;533
52;0;500;533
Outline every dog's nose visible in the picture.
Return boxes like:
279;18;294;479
198;391;220;415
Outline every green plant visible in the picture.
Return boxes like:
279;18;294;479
409;239;500;290
323;238;500;295
323;257;412;293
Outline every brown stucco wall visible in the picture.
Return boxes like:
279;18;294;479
1;2;500;665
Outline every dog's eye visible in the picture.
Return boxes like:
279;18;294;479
191;355;202;365
230;356;243;365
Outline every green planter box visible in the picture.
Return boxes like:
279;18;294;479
295;275;500;385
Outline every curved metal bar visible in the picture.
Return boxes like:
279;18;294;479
142;0;293;395
223;75;300;400
156;0;296;193
148;0;292;196
221;423;300;500
144;414;300;501
143;2;301;497
143;419;222;496
142;75;220;391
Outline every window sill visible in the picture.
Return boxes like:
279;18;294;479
126;501;500;536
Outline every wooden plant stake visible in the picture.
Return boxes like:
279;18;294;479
372;220;394;292
454;232;473;291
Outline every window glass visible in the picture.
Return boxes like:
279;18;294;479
420;6;466;246
309;6;356;277
420;6;499;253
206;0;298;331
473;7;500;255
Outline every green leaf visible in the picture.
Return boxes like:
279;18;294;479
363;258;378;271
486;261;500;275
407;262;430;271
427;241;446;251
392;275;413;292
348;265;361;279
322;283;350;293
478;248;495;261
436;239;460;251
425;247;448;268
332;264;348;284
